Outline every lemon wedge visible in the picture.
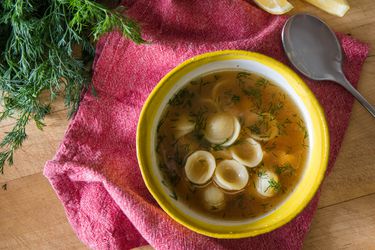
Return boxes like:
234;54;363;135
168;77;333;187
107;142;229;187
253;0;293;15
304;0;350;17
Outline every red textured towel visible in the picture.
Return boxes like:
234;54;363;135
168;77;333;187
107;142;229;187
44;0;369;249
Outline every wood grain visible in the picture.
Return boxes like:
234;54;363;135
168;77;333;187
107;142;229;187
0;109;68;183
0;95;66;129
317;57;375;208
1;0;375;249
304;193;375;249
0;173;86;249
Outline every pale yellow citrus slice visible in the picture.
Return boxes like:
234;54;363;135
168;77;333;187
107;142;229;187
304;0;350;17
253;0;293;15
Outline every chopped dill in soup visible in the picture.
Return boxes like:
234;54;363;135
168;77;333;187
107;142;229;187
156;70;309;220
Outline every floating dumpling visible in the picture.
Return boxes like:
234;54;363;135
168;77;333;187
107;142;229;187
195;98;218;113
211;80;242;114
172;114;195;139
211;80;233;106
230;138;263;168
254;170;280;197
213;160;249;191
184;151;216;185
202;184;226;211
204;113;240;146
248;113;279;141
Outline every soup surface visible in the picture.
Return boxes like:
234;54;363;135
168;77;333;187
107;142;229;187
156;70;309;220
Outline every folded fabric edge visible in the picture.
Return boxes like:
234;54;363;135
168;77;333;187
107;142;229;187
43;160;150;249
44;157;323;250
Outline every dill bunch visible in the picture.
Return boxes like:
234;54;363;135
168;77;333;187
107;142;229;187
0;0;144;174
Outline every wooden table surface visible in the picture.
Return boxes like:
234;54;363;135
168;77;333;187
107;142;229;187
0;1;374;249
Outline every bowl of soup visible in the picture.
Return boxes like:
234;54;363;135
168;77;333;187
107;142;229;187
136;50;329;238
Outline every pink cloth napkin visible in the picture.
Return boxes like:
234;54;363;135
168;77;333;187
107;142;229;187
44;0;369;249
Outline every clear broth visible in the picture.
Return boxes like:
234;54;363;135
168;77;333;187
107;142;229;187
156;70;309;220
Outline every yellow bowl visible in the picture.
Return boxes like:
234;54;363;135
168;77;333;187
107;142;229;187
136;50;329;238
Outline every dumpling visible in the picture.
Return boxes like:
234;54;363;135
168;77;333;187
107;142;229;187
195;98;218;113
230;138;263;168
204;113;241;146
211;80;243;114
171;114;195;139
213;160;249;191
202;184;226;211
248;113;278;141
184;151;216;185
254;170;280;197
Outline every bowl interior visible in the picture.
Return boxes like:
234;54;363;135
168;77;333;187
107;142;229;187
137;51;329;238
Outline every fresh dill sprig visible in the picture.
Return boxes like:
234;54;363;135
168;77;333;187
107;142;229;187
231;94;240;103
236;71;251;85
264;141;277;152
266;178;281;192
242;87;262;108
255;77;270;88
249;123;261;135
0;0;144;174
267;101;284;117
257;169;266;177
274;163;295;177
168;89;194;107
189;108;207;133
277;117;292;136
296;118;309;139
68;0;144;43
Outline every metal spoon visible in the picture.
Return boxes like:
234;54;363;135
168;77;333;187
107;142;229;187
282;14;375;117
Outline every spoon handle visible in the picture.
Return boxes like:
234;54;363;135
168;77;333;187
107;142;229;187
336;75;375;118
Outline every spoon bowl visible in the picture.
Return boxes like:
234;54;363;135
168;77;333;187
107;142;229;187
282;14;375;117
